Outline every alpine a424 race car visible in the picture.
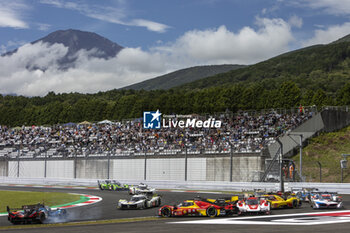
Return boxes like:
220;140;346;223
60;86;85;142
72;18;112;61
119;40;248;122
98;180;129;191
117;194;161;210
7;203;67;224
158;196;238;217
310;193;343;209
237;196;271;215
129;183;155;195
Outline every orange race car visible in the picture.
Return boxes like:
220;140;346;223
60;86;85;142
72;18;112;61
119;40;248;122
158;196;238;217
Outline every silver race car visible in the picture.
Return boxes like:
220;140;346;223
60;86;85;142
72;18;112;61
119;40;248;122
117;194;161;210
128;183;156;195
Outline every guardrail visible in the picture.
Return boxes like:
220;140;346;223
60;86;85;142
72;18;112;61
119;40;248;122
1;177;350;194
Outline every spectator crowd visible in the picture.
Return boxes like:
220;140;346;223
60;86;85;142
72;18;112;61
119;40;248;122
0;109;314;158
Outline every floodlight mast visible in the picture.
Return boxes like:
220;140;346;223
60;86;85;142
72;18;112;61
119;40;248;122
276;138;284;192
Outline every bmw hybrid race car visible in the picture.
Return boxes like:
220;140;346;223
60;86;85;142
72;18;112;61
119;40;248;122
310;193;343;209
98;180;129;191
158;196;237;218
7;203;67;224
237;196;271;215
117;194;161;210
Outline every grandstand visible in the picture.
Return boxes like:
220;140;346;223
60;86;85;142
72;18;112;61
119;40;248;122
0;106;348;182
0;108;313;159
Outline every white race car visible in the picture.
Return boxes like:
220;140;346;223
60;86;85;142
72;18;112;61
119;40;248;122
129;183;155;195
310;193;343;209
117;194;161;210
237;197;271;215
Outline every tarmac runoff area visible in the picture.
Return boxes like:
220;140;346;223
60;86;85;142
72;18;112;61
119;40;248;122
0;186;350;233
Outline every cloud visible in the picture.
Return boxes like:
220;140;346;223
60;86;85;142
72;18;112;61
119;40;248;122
0;40;27;54
0;1;29;29
37;23;51;31
155;17;294;65
288;15;303;28
0;17;294;96
40;0;170;33
302;22;350;46
298;0;350;16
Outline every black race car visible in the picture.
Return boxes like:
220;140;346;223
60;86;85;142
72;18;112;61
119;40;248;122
7;203;67;224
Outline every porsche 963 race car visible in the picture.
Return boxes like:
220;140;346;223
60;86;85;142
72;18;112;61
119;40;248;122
117;194;161;210
237;196;271;215
7;203;67;224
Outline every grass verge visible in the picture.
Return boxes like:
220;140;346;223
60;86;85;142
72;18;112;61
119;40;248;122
291;125;350;182
0;190;80;212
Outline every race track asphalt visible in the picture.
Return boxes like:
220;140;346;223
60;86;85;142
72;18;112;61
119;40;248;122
1;186;350;233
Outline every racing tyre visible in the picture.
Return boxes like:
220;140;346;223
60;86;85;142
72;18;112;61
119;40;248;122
157;199;161;207
161;207;172;217
206;206;217;218
292;200;298;208
99;185;103;190
39;213;46;224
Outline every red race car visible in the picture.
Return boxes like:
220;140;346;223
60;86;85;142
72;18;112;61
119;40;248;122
158;197;237;217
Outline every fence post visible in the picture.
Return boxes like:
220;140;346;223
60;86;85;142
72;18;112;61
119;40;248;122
74;151;77;179
17;148;20;178
144;152;147;180
107;150;110;179
230;144;233;182
44;151;47;178
185;147;188;181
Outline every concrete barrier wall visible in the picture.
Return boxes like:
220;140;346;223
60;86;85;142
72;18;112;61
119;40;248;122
187;158;206;181
146;158;185;180
110;159;144;180
76;159;108;179
17;161;45;178
0;161;8;177
0;154;263;182
47;160;74;179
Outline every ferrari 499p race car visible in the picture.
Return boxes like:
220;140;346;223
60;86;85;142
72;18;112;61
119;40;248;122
158;196;237;218
7;203;67;224
98;180;129;191
237;196;271;215
128;183;155;195
310;193;343;209
117;194;161;210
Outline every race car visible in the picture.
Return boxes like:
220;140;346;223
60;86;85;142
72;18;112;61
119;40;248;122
98;180;129;191
129;183;155;195
237;196;271;215
7;203;67;224
117;194;161;210
158;196;237;218
310;193;343;209
262;194;301;209
292;187;319;202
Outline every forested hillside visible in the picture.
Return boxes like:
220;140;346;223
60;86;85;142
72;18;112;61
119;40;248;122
1;39;350;126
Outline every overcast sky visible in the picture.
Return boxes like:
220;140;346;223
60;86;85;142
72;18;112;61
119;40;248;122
0;0;350;96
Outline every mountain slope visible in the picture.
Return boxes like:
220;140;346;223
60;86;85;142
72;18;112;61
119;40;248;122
122;64;245;90
178;37;350;91
4;29;123;69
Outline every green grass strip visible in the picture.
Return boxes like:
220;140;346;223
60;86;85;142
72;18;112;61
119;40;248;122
0;191;83;214
0;216;161;230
